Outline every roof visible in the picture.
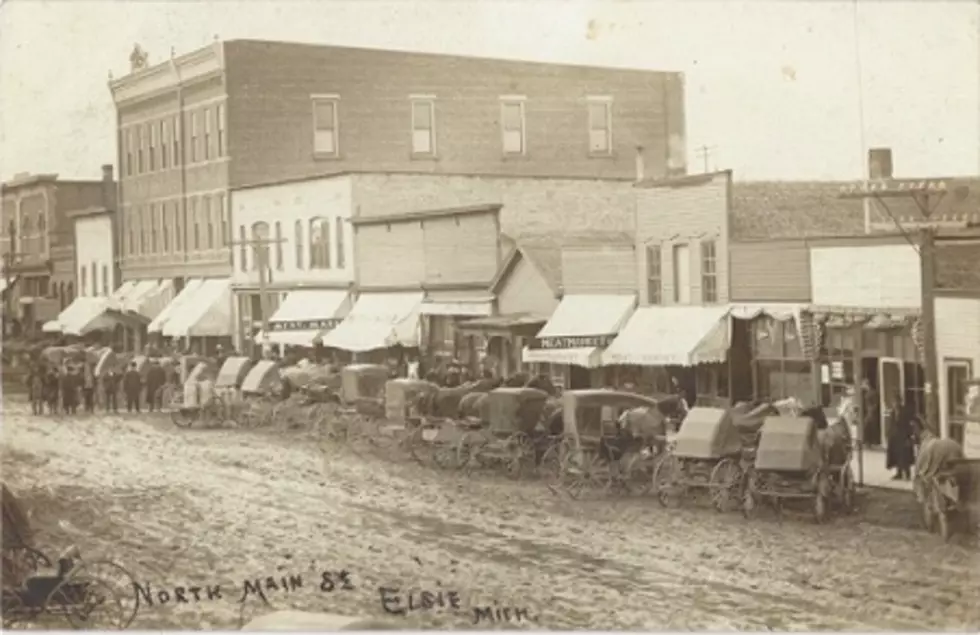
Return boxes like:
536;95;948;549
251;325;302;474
936;241;980;291
731;177;980;240
350;203;502;227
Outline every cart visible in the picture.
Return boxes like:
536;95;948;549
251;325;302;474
236;360;283;428
915;436;980;541
551;390;668;499
335;365;390;448
743;414;835;522
653;406;747;511
381;378;440;457
456;387;552;479
171;361;224;428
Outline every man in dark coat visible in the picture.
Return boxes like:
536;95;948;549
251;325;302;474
123;363;143;413
81;363;96;414
27;363;44;415
102;368;120;413
45;368;60;415
145;360;166;412
62;366;80;415
885;393;917;480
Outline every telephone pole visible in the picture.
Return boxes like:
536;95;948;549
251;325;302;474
694;145;717;174
227;234;286;354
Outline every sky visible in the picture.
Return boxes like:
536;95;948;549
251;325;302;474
0;0;977;183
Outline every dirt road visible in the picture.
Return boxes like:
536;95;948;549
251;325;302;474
3;400;978;630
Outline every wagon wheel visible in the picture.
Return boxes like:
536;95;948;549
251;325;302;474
405;425;432;465
931;487;953;542
45;560;139;630
507;432;536;480
709;457;744;513
1;588;33;629
619;451;654;497
813;493;828;524
559;448;612;500
536;438;563;480
652;453;684;508
1;546;52;627
456;431;487;474
170;406;196;428
165;387;183;411
432;432;466;471
839;464;856;514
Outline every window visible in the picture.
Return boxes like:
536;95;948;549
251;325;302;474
946;360;972;419
102;265;109;297
251;221;270;271
125;129;133;176
172;115;181;166
136;126;144;174
274;221;283;271
174;204;183;251
149;122;157;171
411;99;435;155
820;328;856;407
217;194;228;247
646;244;662;305
217;104;225;157
335;216;345;268
309;217;331;269
140;207;149;254
190;111;199;163
204;107;212;161
149;203;158;254
701;240;718;303
204;197;214;249
162;202;170;253
80;265;87;296
587;98;612;154
294;220;304;269
752;317;812;403
161;120;170;170
312;97;338;155
672;243;691;304
126;207;135;256
90;261;97;295
239;225;248;272
190;198;200;251
500;99;526;155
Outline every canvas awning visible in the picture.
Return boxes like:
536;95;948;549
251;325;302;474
419;290;494;317
124;279;175;320
162;278;232;338
603;305;731;367
522;294;635;369
319;291;423;352
110;280;138;302
148;279;205;334
728;303;804;322
41;296;133;337
254;288;352;347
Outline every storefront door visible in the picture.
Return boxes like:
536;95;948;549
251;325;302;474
878;356;905;450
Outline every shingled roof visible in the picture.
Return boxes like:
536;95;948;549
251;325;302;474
732;177;980;240
936;241;980;291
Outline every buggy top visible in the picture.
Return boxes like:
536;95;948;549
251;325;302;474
754;415;823;472
673;407;743;460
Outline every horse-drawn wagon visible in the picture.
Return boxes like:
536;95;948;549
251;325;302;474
171;361;226;428
551;390;668;499
456;387;553;478
915;436;980;541
235;360;283;428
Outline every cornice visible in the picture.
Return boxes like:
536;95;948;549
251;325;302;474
108;42;225;107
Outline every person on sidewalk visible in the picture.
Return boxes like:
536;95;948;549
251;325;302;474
145;360;166;412
81;363;96;414
123;362;143;413
62;366;80;415
885;393;917;480
27;363;44;415
102;368;120;413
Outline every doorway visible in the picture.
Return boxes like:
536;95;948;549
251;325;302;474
877;357;905;450
569;366;591;389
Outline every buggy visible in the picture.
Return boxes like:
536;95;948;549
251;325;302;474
551;390;669;499
915;436;980;541
456;387;553;478
382;378;441;458
236;360;284;428
333;365;390;447
170;361;224;428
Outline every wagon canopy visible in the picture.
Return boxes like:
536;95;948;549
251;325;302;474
341;364;389;402
560;390;660;440
216;356;254;388
242;360;281;395
487;387;549;434
755;415;823;472
384;378;439;421
673;407;742;459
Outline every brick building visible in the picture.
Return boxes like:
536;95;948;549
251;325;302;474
0;167;114;337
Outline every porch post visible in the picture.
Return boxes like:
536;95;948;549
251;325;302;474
852;322;865;487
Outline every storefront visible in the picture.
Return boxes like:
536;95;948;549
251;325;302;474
727;303;812;405
418;289;494;371
457;314;546;379
253;288;352;353
41;295;145;343
319;291;423;363
602;304;731;405
151;278;234;354
522;294;636;389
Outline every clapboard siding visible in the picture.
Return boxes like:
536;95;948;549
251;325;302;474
357;222;425;288
935;295;980;441
497;255;559;318
635;172;730;306
810;244;920;308
561;245;636;294
422;214;498;286
729;240;811;302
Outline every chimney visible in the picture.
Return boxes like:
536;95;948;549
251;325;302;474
635;146;645;183
868;148;893;180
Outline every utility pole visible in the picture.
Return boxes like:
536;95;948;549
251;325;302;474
227;234;286;355
840;179;948;436
694;145;716;174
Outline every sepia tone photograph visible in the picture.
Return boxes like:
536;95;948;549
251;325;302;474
0;0;978;630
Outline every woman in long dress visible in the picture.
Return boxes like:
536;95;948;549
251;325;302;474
885;393;917;480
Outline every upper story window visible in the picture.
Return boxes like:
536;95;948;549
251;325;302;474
162;202;170;253
140;206;149;254
191;198;200;251
335;216;345;269
161;120;170;170
102;265;109;297
149;203;158;254
173;203;183;252
587;96;613;155
172;115;182;167
204;197;214;249
500;97;526;155
80;265;87;296
216;104;226;157
410;97;436;155
218;194;228;247
274;221;284;271
312;96;339;157
672;243;691;304
126;207;135;256
251;221;270;271
124;129;134;176
309;216;331;269
136;126;144;174
204;107;213;161
190;111;200;163
148;122;157;171
90;261;98;295
294;220;304;269
239;225;248;272
646;244;662;305
701;240;718;303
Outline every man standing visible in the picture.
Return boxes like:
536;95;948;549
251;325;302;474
81;363;96;414
145;360;166;412
123;362;143;413
102;368;120;413
62;365;80;415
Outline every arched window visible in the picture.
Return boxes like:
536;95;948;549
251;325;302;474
274;221;283;271
294;220;303;269
251;221;270;271
309;216;331;269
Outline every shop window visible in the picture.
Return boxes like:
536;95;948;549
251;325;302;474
274;221;283;271
335;216;345;268
946;361;971;419
697;363;730;399
700;240;718;303
294;220;304;269
752;317;813;402
821;327;856;407
646;244;662;305
309;217;331;269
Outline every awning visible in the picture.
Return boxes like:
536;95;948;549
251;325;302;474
457;313;547;333
522;294;635;369
110;280;138;302
419;290;494;317
148;279;205;333
728;303;803;322
42;296;129;336
124;279;175;320
162;278;232;338
603;305;731;367
254;288;352;347
319;291;423;352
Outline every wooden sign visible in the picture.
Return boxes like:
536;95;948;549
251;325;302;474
268;318;341;332
528;334;616;350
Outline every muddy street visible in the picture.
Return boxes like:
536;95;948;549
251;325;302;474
3;400;978;631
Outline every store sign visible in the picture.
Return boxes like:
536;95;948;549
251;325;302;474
529;334;616;350
268;318;341;332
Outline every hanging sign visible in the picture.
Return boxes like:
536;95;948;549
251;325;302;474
528;334;616;350
268;318;341;332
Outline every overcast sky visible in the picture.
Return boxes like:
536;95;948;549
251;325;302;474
0;0;977;183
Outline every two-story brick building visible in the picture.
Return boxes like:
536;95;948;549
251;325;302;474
1;168;115;338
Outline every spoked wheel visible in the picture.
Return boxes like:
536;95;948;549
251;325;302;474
931;488;953;541
2;545;52;627
45;560;139;630
406;425;434;465
813;493;828;523
709;457;744;513
434;435;467;471
536;440;563;480
456;432;487;475
652;453;684;508
742;486;758;520
559;449;612;500
1;587;33;629
507;433;536;480
617;451;654;497
170;407;197;428
839;465;856;514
